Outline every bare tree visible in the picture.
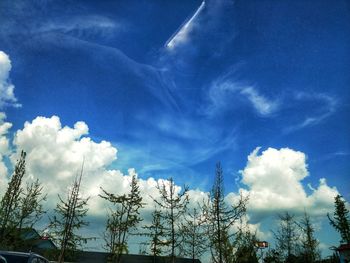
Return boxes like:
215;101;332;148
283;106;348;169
153;177;189;263
50;163;90;263
100;173;143;263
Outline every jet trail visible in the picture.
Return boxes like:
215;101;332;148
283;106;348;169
165;1;205;49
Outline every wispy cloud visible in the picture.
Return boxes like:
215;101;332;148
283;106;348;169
38;15;120;39
240;87;279;116
205;80;279;117
285;92;338;132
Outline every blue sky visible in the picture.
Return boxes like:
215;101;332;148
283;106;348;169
0;0;349;258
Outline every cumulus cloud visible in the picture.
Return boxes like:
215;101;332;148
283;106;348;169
0;51;20;109
239;147;339;221
13;115;117;205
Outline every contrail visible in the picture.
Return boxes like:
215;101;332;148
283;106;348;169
165;0;206;49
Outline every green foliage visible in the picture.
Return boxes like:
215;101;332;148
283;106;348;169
100;173;144;263
328;194;350;244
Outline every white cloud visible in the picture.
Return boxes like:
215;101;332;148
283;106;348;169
0;51;20;109
13;116;117;204
239;147;338;218
0;112;12;191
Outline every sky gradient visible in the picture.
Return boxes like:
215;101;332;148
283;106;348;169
0;0;349;260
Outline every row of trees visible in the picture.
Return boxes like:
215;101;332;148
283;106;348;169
0;151;349;263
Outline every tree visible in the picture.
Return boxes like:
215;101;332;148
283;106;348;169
100;173;143;263
142;209;167;263
273;212;299;263
233;222;259;263
0;151;27;244
328;194;350;244
181;206;208;262
153;177;189;263
0;151;46;250
50;164;90;263
297;212;320;263
205;162;248;263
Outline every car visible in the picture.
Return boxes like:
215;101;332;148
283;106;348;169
0;251;49;263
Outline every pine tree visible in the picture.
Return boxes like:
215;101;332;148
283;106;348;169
100;173;143;263
50;164;90;263
205;162;247;263
328;194;350;244
153;177;189;263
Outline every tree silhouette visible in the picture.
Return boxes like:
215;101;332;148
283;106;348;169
328;194;350;244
